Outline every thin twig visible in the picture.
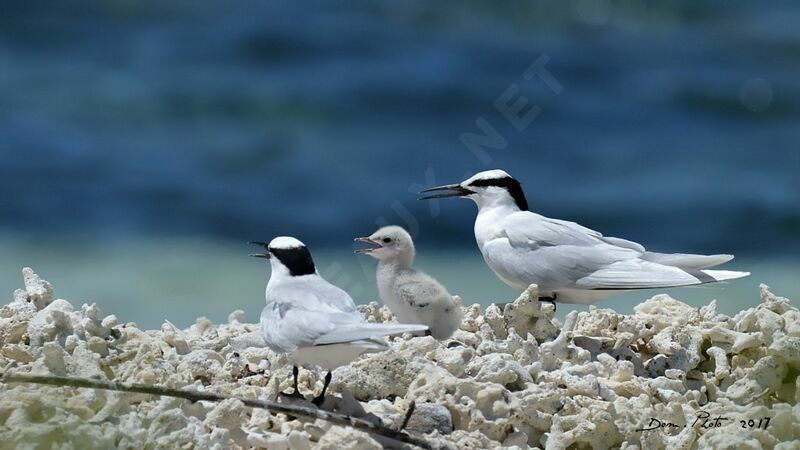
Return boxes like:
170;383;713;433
0;371;432;450
400;400;417;430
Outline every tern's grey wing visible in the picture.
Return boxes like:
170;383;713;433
640;252;733;269
260;300;358;352
483;237;732;291
313;321;428;345
262;283;427;352
484;210;744;293
575;259;708;289
482;238;640;289
503;212;646;252
305;276;359;312
506;212;740;273
271;276;357;314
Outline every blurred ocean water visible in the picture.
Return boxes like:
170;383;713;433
0;1;798;324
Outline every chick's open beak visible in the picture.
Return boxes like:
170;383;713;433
354;237;381;254
418;184;473;200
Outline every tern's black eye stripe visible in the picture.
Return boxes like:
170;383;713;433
468;176;517;188
269;246;316;276
467;176;528;211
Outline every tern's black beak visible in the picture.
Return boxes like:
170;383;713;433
353;237;381;254
418;184;473;200
248;241;271;259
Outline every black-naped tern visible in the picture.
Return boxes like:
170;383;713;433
420;169;750;306
250;236;428;405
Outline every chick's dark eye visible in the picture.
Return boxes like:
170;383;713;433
382;238;391;243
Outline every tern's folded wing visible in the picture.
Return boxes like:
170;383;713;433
261;299;428;352
575;259;710;289
503;211;645;252
261;302;360;352
482;238;639;288
272;276;358;314
641;252;734;269
303;276;359;313
313;322;428;345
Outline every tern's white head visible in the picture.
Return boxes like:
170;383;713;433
249;236;317;278
354;225;415;267
419;169;528;211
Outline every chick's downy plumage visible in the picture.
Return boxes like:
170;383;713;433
356;226;463;340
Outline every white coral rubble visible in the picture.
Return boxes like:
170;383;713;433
1;269;798;449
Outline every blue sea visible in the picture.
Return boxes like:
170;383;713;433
0;1;798;327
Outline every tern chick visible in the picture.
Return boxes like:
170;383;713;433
420;169;750;306
251;236;427;405
355;226;463;340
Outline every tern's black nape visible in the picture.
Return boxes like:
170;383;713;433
271;246;316;276
468;176;528;211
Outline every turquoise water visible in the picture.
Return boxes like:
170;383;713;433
2;236;796;329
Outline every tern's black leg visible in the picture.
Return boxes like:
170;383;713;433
281;365;304;399
538;296;557;312
312;371;332;407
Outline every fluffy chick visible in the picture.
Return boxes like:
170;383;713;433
356;226;463;340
